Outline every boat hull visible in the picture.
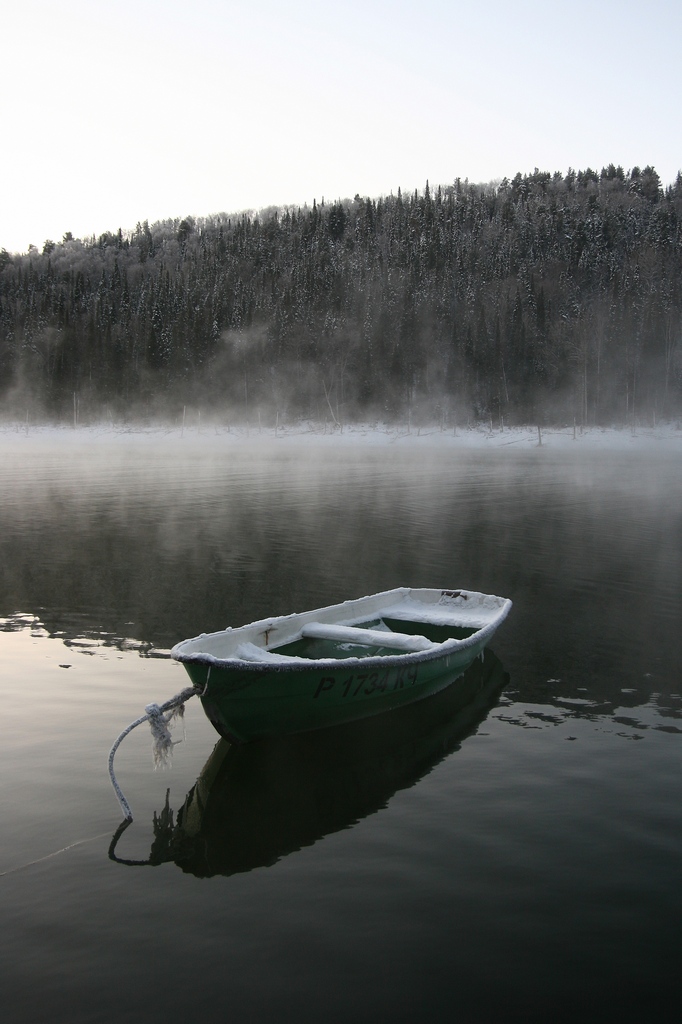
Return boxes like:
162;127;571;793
182;635;488;743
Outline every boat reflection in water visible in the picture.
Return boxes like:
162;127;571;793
109;650;508;878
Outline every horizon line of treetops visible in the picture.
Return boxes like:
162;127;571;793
1;163;681;427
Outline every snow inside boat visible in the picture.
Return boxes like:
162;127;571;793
171;587;512;742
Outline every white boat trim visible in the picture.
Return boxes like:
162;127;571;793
172;587;512;672
300;622;435;652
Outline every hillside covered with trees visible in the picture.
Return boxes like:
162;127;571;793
1;164;681;427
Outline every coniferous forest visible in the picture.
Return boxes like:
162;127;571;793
1;164;681;427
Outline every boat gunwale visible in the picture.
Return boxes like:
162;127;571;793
171;588;512;675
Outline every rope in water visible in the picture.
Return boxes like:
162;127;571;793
108;685;201;822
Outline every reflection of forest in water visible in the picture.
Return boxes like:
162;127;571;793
1;442;680;718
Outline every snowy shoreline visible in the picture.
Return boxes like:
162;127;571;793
1;419;681;452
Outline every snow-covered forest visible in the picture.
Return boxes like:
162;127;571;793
1;164;680;426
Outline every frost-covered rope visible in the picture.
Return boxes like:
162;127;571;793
108;685;201;822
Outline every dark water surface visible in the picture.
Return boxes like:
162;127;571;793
1;434;681;1022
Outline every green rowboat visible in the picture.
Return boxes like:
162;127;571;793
171;587;512;742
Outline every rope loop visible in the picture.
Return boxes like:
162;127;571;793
108;684;201;822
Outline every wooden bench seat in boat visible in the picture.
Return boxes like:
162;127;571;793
234;624;435;664
300;622;435;652
235;643;311;664
380;602;493;630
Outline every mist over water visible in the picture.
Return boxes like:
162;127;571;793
1;434;680;1021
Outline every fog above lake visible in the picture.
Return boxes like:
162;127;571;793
1;425;680;715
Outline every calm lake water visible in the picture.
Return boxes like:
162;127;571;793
1;432;681;1022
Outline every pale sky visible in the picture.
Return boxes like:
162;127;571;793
2;0;680;254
